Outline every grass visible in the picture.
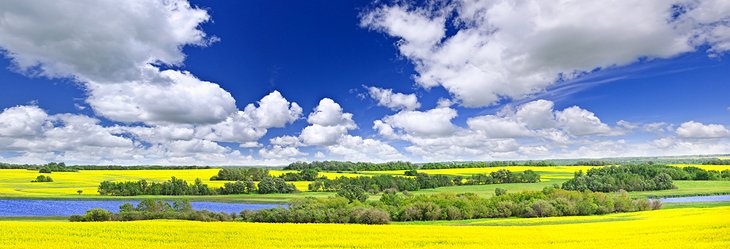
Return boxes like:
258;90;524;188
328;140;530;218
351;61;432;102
0;205;727;249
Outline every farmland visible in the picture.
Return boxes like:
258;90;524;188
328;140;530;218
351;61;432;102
2;164;730;202
0;204;728;249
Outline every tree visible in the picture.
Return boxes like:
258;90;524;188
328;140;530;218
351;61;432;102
77;190;83;195
336;185;369;203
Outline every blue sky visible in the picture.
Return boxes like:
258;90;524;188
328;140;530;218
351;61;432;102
0;0;729;165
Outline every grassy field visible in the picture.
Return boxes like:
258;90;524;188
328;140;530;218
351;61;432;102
0;205;727;249
2;165;730;202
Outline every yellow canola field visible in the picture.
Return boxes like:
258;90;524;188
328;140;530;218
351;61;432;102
670;164;730;171
0;206;728;249
0;169;222;196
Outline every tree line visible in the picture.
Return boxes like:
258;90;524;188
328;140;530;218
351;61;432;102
70;199;235;222
562;164;730;192
240;187;661;224
97;176;298;196
420;160;555;169
284;161;416;171
307;170;540;193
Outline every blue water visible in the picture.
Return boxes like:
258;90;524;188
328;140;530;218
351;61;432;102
658;195;730;203
0;200;282;217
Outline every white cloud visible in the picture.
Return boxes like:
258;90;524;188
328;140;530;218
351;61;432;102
676;121;730;138
367;86;420;110
326;135;405;162
380;107;458;137
361;0;730;107
0;105;49;137
258;145;307;159
306;98;356;127
246;91;302;128
0;0;241;125
269;135;303;147
86;69;236;124
514;100;556;129
300;98;356;146
555;106;612;136
467;115;533;138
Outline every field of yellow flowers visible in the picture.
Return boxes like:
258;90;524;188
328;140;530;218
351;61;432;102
0;205;728;249
1;164;729;200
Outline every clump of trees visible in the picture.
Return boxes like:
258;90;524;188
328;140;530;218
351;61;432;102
31;175;53;182
278;169;320;181
70;200;235;222
562;164;730;192
571;160;610;166
308;170;540;193
239;187;661;224
285;161;416;171
209;168;270;181
420;160;555;169
703;159;730;165
98;176;298;196
38;162;78;173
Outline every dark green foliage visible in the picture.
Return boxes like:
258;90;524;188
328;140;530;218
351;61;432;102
572;160;610;166
308;170;540;193
98;176;296;196
285;161;416;171
38;168;52;173
403;170;418;176
562;164;730;192
69;208;112;222
70;200;235;222
257;177;298;194
703;159;730;165
279;169;320;181
420;160;554;169
240;188;660;224
336;185;369;203
31;175;53;182
239;197;390;224
495;188;507;196
209;168;270;181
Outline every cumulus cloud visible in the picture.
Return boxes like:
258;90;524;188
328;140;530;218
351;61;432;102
0;105;49;137
367;86;420;110
555;106;613;136
361;0;730;107
676;121;730;138
258;145;307;159
326;135;405;162
300;98;356;146
378;107;458;137
0;0;238;125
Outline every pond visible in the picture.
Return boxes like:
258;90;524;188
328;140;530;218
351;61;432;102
657;195;730;203
0;199;282;217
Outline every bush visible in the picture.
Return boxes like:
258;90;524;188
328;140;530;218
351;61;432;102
31;175;53;182
337;185;369;203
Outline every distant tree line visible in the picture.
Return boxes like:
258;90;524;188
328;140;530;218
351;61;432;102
703;159;730;165
562;164;730;192
420;160;555;169
70;199;236;222
278;169;320;181
284;161;416;171
209;168;270;181
308;170;540;193
0;162;213;171
31;175;53;182
97;176;298;196
239;187;661;224
571;160;611;166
